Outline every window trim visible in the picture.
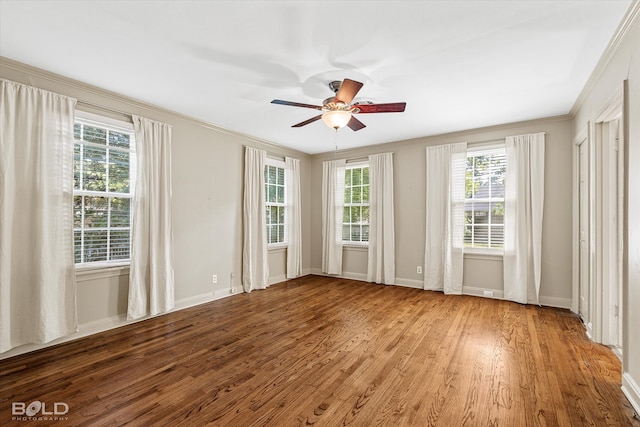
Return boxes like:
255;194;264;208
73;112;136;268
342;161;370;244
264;157;287;246
464;143;505;254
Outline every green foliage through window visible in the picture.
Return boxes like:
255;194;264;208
343;165;370;243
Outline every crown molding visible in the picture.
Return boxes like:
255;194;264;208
569;0;640;117
0;56;310;160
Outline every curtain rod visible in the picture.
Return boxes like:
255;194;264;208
76;100;133;120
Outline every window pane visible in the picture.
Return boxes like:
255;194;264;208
83;125;107;145
362;185;369;203
108;130;130;149
74;144;81;190
352;168;362;185
362;225;369;242
464;225;473;246
84;196;108;228
345;169;352;186
342;224;350;241
352;186;361;203
74;196;83;228
82;145;107;191
84;230;108;262
490;201;504;224
351;206;361;223
362;167;369;185
271;206;278;225
109;150;130;193
351;226;361;241
278;206;284;224
362;206;369;224
277;185;284;203
111;198;131;228
268;184;276;203
343;207;350;223
74;123;81;139
268;166;277;184
74;230;82;263
344;187;351;204
277;167;284;186
490;225;504;248
110;230;130;260
270;224;278;243
278;225;285;242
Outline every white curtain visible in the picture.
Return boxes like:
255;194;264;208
243;147;269;292
503;132;545;304
322;159;346;275
285;156;302;278
424;143;467;294
128;115;175;320
367;153;395;284
0;79;77;352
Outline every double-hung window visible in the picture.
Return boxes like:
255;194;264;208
265;159;286;245
343;163;370;243
464;145;506;251
73;113;135;265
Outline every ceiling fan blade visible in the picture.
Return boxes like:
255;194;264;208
354;102;406;113
335;79;364;105
271;99;323;110
347;116;366;131
292;115;323;127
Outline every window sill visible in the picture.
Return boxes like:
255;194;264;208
268;244;288;253
76;262;130;281
343;243;369;252
463;250;503;261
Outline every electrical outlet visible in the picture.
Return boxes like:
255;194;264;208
417;266;422;274
212;274;218;284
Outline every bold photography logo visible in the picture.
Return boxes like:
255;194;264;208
12;401;69;421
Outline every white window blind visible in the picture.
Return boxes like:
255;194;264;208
73;114;135;264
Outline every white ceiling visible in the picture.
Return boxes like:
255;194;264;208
0;1;632;154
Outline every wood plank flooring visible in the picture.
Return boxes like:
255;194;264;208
1;275;638;426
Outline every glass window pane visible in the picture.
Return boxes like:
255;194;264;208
344;187;351;204
352;186;361;203
74;230;82;263
278;206;285;224
351;206;361;223
74;196;83;228
271;206;278;224
108;130;130;149
270;224;278;243
74;144;81;190
109;150;130;193
343;224;350;241
82;145;107;192
74;123;81;139
351;226;361;242
83;125;107;144
352;168;362;185
345;169;352;186
362;206;369;224
278;225;285;243
268;166;277;184
362;167;369;185
277;185;284;203
362;225;369;242
277;167;284;186
464;225;473;246
490;225;504;248
84;230;108;262
110;230;130;260
84;196;108;228
343;207;350;223
362;185;369;203
110;198;131;228
268;184;276;203
490;202;504;224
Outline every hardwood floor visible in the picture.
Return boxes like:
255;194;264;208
1;275;638;426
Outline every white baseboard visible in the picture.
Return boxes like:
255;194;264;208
0;288;243;361
394;278;423;289
463;285;504;299
268;274;287;286
538;295;572;310
622;372;640;416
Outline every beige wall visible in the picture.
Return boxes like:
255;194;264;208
310;116;574;307
0;58;312;358
570;3;640;412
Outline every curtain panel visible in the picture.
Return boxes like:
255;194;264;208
321;159;346;275
285;156;302;278
128;116;175;320
367;152;396;284
503;132;545;304
424;143;467;294
0;79;78;352
242;147;269;292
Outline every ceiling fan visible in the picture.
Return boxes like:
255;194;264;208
271;78;406;131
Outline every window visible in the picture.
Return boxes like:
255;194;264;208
343;164;370;243
73;115;135;265
465;146;505;251
265;161;286;245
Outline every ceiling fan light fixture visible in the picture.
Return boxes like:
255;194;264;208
322;110;351;130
